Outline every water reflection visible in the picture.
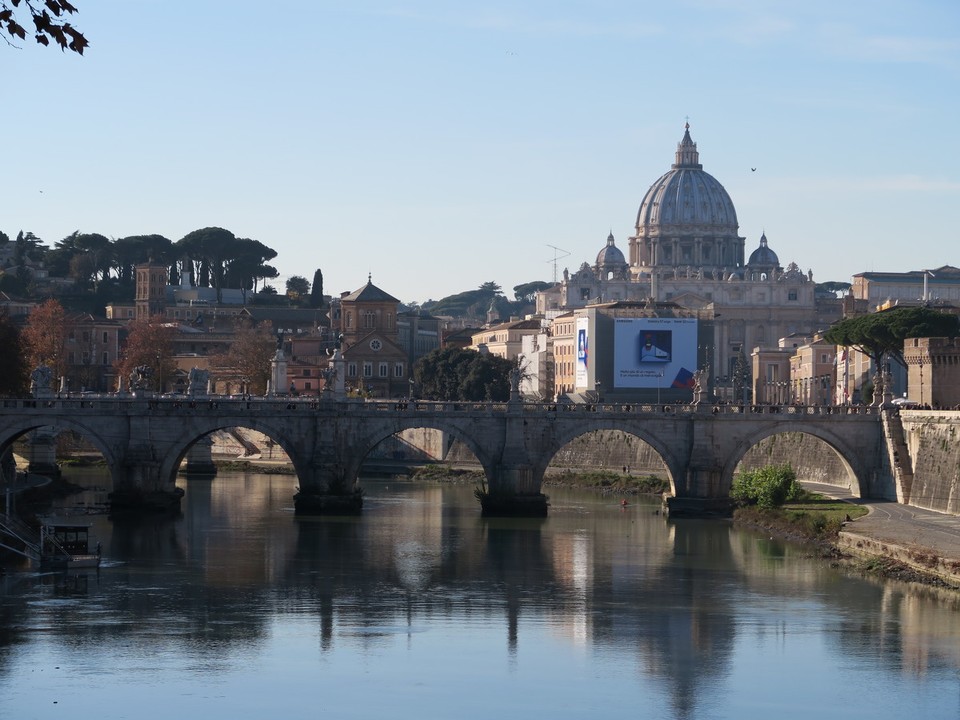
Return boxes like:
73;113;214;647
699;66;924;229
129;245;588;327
0;471;958;719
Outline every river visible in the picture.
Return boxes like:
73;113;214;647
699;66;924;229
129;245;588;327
2;469;959;720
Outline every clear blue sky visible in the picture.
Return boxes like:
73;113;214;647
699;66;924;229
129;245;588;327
4;1;959;304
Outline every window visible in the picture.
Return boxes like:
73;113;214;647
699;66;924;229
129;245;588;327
303;368;311;377
102;331;108;343
345;312;352;328
788;290;798;301
348;363;357;377
363;362;372;377
394;362;404;378
304;382;312;390
363;311;376;329
379;362;388;377
102;352;109;365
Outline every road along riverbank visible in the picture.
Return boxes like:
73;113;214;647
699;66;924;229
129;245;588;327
799;482;960;589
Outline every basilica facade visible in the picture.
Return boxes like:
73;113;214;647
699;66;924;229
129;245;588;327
537;125;841;396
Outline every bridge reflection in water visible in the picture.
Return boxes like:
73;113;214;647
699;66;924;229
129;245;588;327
3;475;958;720
0;396;891;516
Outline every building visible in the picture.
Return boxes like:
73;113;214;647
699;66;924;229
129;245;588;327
559;300;712;404
536;124;841;400
517;331;553;401
470;317;543;361
339;276;409;398
550;311;576;398
905;337;960;408
853;266;960;308
63;313;123;392
787;334;835;405
396;309;442;372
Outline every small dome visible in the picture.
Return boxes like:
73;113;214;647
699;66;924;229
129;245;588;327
594;232;628;280
596;232;626;266
748;232;779;267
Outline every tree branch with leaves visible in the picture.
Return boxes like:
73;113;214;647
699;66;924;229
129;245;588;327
1;0;88;54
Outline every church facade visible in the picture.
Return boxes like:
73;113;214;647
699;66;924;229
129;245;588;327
537;125;842;399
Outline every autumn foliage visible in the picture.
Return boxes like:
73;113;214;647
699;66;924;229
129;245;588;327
22;298;68;381
117;315;175;392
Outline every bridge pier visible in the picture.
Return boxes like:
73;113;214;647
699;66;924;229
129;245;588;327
109;445;184;513
27;427;61;479
293;458;363;515
479;419;548;517
183;436;218;479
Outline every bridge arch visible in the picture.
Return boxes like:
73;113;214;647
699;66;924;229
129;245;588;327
0;417;120;471
535;418;681;495
158;418;310;486
723;424;865;498
344;416;500;486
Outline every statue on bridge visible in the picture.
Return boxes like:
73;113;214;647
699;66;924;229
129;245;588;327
187;367;209;396
30;365;53;397
130;365;153;392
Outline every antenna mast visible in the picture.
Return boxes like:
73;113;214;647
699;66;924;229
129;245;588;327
546;245;571;283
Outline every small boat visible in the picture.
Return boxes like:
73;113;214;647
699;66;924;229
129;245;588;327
40;521;101;569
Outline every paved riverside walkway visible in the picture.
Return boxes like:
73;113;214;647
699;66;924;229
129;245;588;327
803;482;960;587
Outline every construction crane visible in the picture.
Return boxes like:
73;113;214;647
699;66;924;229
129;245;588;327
546;245;571;283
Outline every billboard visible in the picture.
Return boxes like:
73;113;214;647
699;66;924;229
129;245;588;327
575;316;589;389
614;318;698;389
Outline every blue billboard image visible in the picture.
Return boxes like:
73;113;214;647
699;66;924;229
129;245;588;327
613;318;698;389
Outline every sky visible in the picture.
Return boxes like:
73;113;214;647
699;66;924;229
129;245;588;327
3;1;959;305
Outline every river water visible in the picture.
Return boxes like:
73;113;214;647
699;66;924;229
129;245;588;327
2;469;959;720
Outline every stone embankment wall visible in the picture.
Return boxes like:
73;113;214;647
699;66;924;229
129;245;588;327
735;432;853;490
900;411;960;514
209;428;445;463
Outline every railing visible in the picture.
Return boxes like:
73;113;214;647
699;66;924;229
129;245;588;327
0;513;42;561
1;394;883;417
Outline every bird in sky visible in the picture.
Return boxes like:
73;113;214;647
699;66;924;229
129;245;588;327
751;168;756;172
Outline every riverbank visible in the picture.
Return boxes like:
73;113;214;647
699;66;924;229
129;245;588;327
736;484;960;591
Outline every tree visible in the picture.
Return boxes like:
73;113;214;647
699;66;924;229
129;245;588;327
210;320;276;394
309;268;324;308
816;281;852;296
117;315;175;392
513;281;552;303
286;275;310;302
0;311;28;395
730;463;803;510
112;234;174;285
824;306;959;369
0;0;88;54
22;298;67;382
413;347;513;401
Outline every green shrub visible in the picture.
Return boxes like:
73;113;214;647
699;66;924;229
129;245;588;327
731;463;802;509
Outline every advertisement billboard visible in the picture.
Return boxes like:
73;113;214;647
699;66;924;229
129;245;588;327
575;316;589;389
613;318;698;389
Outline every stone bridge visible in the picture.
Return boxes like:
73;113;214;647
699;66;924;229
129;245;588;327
0;395;895;516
